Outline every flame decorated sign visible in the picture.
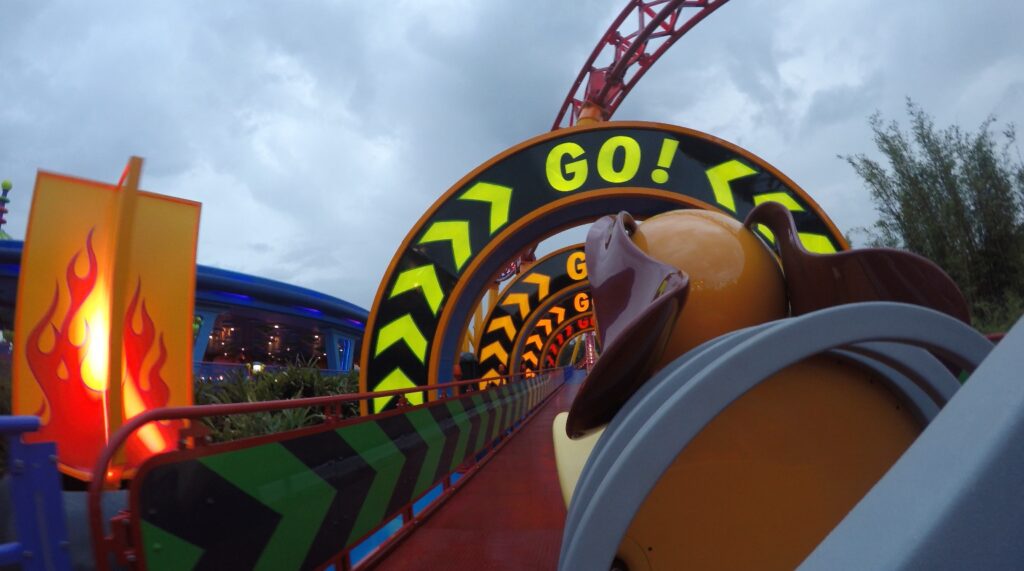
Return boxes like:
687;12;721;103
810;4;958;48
13;163;200;480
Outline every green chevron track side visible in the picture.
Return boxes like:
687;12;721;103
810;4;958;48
201;444;335;571
406;407;447;498
340;422;407;544
140;521;204;571
133;368;569;571
446;397;472;471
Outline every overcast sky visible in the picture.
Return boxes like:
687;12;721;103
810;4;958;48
2;1;1022;310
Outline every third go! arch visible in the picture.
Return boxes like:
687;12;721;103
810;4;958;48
359;121;848;413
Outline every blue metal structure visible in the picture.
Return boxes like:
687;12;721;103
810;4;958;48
0;241;367;375
0;416;71;571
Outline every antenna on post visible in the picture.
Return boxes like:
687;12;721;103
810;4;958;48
0;180;12;239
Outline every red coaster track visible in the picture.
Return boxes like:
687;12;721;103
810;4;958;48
553;0;731;129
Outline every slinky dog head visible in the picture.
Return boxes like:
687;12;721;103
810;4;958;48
566;204;969;437
566;209;785;436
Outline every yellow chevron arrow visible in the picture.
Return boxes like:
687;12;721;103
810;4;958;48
753;192;804;211
523;351;538;366
706;159;757;213
372;368;424;413
523;272;550;299
487;315;516;341
750;193;805;245
798;233;838;254
503;293;530;319
459;181;513;235
549;306;565;323
375;314;427;363
480;341;509;364
527;334;543;350
389;264;444;315
419;220;471;271
482;368;502;382
537;318;552;335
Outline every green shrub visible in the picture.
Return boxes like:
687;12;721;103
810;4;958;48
0;356;359;471
194;360;359;443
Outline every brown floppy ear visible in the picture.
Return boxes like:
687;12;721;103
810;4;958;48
745;201;970;323
566;212;689;437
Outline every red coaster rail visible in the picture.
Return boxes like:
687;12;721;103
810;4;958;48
553;0;731;129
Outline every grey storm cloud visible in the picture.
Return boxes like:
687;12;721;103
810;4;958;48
1;0;1022;310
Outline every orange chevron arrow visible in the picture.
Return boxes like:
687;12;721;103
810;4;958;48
480;341;509;364
549;306;565;323
527;334;543;350
523;351;538;366
482;368;502;382
503;293;530;319
487;315;516;341
523;273;550;299
537;319;552;335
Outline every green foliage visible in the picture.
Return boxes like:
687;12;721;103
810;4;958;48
195;361;359;443
0;356;357;473
845;99;1024;332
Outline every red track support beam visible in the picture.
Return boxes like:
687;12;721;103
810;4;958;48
552;0;731;129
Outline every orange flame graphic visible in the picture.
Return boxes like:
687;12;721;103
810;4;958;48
26;230;176;477
26;230;107;472
122;280;178;463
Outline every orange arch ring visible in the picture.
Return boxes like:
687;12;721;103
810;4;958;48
538;312;596;371
508;282;591;378
475;244;587;377
360;122;847;409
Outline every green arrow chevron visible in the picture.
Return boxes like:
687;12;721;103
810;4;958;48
753;191;804;211
201;444;335;571
471;394;491;452
510;384;523;424
375;314;427;363
140;521;203;571
752;192;805;245
406;408;445;497
798;232;838;254
446;399;472;470
706;159;757;213
390;264;445;315
459;181;513;234
419;220;471;271
339;422;407;545
486;391;502;441
372;368;422;412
